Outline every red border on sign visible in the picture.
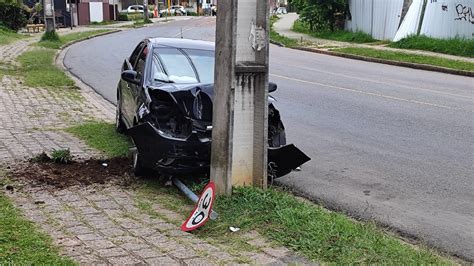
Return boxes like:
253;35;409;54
181;182;216;232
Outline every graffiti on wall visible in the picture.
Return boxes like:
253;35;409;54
455;4;474;24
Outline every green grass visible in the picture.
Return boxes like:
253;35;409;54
37;29;112;49
194;187;450;264
0;193;74;264
65;121;131;158
0;27;27;45
270;28;299;47
333;47;474;72
389;35;474;58
17;49;74;87
293;20;376;43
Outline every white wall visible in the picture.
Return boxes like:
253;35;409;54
346;0;404;40
89;2;104;22
420;0;473;39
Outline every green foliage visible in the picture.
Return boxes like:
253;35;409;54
389;35;474;58
40;30;59;42
293;19;375;43
51;148;72;164
289;0;348;31
0;1;27;31
118;12;129;21
17;49;74;87
195;187;450;264
0;194;74;264
333;47;474;72
0;26;26;45
65;122;131;158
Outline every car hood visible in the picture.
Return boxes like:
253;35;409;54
147;83;214;122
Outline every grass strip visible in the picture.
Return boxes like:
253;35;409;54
292;20;376;44
0;27;27;45
333;47;474;72
0;193;74;264
196;187;450;264
65;121;131;158
270;15;298;47
37;29;112;49
389;35;474;58
17;49;74;87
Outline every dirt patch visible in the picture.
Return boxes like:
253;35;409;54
8;157;136;189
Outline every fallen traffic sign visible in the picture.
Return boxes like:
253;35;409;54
181;182;216;232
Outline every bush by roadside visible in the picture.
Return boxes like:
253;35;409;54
0;1;27;31
389;35;474;58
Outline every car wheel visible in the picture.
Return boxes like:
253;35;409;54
132;148;147;176
116;91;127;133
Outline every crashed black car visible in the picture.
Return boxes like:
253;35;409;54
116;38;309;177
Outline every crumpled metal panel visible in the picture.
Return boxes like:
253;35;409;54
372;0;405;40
394;0;424;42
345;0;404;40
420;0;474;39
345;0;373;35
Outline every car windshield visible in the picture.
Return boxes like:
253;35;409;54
152;47;214;84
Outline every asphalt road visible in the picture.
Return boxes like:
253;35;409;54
64;17;474;261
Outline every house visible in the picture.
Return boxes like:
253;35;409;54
68;0;117;25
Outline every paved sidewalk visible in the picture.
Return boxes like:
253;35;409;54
274;13;474;63
0;31;312;265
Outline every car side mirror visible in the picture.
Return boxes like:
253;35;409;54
269;82;277;93
122;70;140;85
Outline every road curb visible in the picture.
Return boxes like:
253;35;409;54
270;41;474;77
54;30;120;121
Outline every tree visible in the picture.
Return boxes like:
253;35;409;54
289;0;348;32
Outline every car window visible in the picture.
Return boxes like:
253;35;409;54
135;46;148;82
183;49;214;84
154;47;198;83
129;42;145;67
137;6;143;11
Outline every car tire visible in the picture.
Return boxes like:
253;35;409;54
116;91;127;134
132;148;147;176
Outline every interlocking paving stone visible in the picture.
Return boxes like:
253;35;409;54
145;256;181;265
133;248;166;259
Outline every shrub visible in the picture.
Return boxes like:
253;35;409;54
0;2;28;31
118;12;129;21
289;0;348;32
51;148;73;164
40;30;60;42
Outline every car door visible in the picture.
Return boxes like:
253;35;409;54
121;42;145;126
129;44;149;125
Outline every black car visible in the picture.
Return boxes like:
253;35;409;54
116;38;309;177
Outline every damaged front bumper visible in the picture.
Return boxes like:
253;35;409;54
128;122;211;174
128;122;310;178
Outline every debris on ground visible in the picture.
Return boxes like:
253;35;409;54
10;157;135;188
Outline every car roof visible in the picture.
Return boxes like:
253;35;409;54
149;38;215;51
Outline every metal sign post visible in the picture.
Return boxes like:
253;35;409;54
43;0;56;32
211;0;270;195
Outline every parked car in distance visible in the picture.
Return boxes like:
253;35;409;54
122;5;144;13
276;7;288;14
115;38;310;177
159;5;186;17
121;5;153;18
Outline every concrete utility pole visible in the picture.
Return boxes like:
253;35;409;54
43;0;56;32
211;0;270;195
